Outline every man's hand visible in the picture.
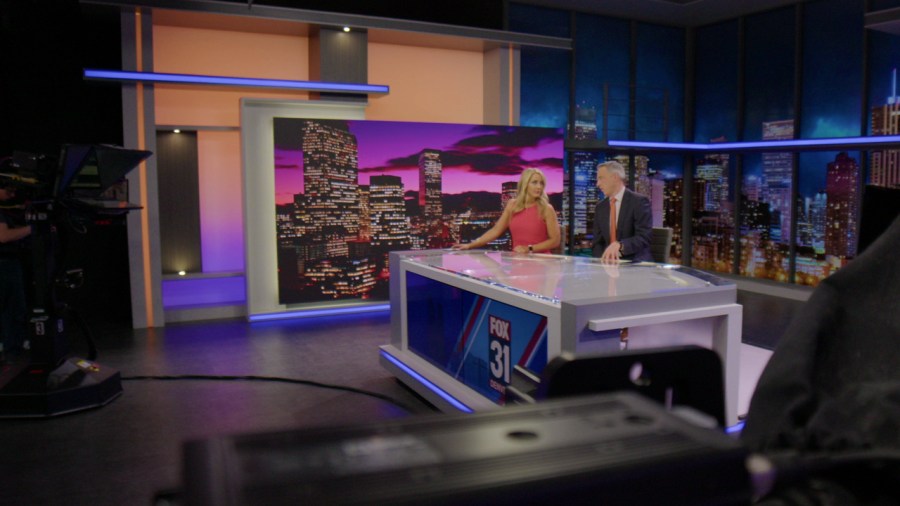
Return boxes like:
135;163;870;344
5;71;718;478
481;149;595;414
601;241;621;263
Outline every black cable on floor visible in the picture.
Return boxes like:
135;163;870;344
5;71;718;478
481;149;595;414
120;374;420;414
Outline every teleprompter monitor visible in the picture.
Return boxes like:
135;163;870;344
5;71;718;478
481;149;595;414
56;144;152;199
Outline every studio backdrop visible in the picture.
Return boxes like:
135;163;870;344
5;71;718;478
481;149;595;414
242;98;564;318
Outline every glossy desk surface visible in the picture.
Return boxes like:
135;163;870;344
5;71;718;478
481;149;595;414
400;250;731;304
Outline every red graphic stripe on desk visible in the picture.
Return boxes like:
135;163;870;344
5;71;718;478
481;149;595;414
518;318;548;369
456;295;486;353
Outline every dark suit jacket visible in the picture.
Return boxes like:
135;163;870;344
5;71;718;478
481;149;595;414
591;188;653;262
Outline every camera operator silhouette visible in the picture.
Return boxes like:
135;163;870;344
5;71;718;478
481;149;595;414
0;162;34;360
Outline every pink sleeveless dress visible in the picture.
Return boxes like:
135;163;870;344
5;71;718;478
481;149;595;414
509;205;550;252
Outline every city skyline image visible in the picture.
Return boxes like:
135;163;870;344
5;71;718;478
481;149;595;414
274;119;565;204
273;118;564;304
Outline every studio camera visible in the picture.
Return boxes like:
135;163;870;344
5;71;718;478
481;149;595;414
0;144;151;418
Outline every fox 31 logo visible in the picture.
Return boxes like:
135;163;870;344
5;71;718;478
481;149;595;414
488;315;511;396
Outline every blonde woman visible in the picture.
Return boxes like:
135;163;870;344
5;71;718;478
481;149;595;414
455;168;560;254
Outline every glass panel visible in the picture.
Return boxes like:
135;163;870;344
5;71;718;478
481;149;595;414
519;47;570;129
743;7;795;142
694;20;739;143
649;153;685;264
574;13;630;141
802;0;862;140
509;4;570;130
740;149;793;282
636;23;684;142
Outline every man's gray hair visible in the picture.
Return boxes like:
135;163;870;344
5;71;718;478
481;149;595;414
598;160;627;180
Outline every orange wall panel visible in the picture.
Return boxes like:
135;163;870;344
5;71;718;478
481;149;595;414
153;25;308;79
153;25;309;126
155;86;308;126
153;26;486;126
367;42;483;124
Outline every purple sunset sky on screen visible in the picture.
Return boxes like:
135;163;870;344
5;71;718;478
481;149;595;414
274;119;564;205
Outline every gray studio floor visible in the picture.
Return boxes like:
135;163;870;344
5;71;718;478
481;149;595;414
0;290;802;506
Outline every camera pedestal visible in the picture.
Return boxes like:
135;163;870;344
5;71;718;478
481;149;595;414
0;144;151;418
0;301;122;418
0;354;122;418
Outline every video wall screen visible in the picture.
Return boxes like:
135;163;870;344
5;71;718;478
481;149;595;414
273;119;564;304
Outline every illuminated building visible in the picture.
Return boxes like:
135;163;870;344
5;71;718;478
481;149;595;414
418;149;443;229
761;120;794;244
566;105;600;237
825;152;860;259
744;174;761;202
275;203;298;247
304;257;377;298
358;185;371;241
568;151;600;235
301;120;361;255
695;154;729;211
369;174;411;250
615;154;650;198
810;190;827;254
663;177;683;259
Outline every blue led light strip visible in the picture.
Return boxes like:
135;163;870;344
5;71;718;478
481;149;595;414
609;135;900;151
725;420;745;435
248;303;390;322
379;349;474;413
83;69;390;94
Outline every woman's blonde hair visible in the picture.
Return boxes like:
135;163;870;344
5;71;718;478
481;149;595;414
511;167;549;216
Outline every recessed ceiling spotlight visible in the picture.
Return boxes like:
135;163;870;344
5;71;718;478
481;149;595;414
174;129;181;133
343;26;350;32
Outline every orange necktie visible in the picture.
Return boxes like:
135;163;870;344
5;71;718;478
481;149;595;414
609;196;617;243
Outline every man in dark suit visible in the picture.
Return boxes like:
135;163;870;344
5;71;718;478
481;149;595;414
591;161;653;262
